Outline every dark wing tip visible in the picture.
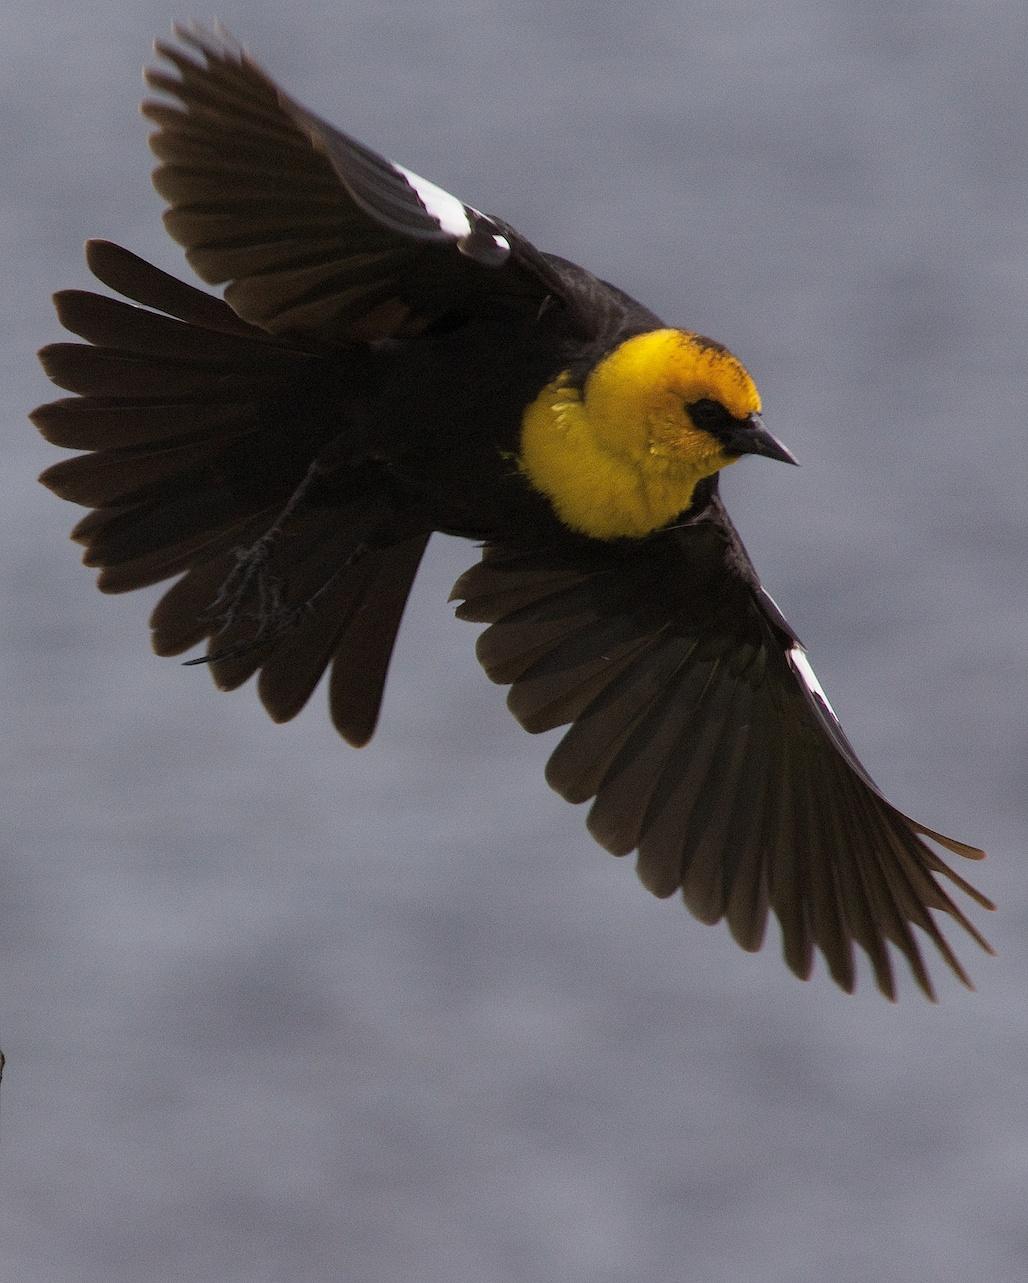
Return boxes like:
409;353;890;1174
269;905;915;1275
914;822;988;864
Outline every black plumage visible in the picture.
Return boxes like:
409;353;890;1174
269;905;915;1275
32;26;991;998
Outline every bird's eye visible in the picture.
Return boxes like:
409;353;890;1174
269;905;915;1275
687;397;729;432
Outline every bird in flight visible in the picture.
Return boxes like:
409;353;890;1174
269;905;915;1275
32;26;991;999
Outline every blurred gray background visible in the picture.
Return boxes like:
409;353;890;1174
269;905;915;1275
3;2;1026;1280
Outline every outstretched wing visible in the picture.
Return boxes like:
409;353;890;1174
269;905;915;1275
452;497;992;1000
143;25;614;342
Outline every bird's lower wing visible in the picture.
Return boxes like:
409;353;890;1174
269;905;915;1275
452;528;991;1000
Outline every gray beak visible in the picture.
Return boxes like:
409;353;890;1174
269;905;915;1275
728;414;799;466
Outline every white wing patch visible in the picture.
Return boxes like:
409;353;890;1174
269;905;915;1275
788;645;840;721
395;163;511;257
395;163;473;237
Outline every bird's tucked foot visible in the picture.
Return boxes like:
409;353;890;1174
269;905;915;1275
186;536;374;667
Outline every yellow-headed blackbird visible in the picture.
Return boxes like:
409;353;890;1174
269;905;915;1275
32;27;991;999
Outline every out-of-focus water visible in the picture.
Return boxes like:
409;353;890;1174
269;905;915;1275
3;4;1026;1280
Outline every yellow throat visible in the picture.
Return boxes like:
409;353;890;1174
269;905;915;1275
519;328;762;540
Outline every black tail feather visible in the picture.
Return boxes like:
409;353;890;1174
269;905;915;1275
35;242;424;741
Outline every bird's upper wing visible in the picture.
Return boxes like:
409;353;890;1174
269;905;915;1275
142;26;614;342
452;494;992;1000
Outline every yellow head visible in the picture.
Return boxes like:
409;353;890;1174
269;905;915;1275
519;328;795;540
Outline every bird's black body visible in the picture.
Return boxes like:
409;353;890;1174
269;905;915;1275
32;27;991;999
